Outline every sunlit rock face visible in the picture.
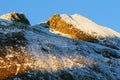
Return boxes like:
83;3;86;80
0;12;30;25
47;14;120;50
47;14;98;42
0;13;120;80
0;22;33;79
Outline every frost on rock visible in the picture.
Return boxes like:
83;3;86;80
0;13;120;80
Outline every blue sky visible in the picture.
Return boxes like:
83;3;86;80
0;0;120;32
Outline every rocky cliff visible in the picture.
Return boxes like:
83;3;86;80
0;12;120;80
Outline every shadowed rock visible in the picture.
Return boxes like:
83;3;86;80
0;12;30;25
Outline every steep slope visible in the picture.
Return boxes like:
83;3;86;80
0;12;120;80
47;14;120;49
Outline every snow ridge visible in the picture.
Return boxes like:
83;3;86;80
60;14;120;38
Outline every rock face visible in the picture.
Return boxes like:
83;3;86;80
48;14;120;39
0;23;33;79
0;12;30;25
0;12;120;80
47;14;98;42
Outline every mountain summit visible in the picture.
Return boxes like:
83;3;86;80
0;12;120;80
0;12;30;25
48;14;120;49
48;14;120;39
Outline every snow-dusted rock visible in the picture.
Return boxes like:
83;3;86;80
0;12;30;25
47;14;120;49
0;13;120;80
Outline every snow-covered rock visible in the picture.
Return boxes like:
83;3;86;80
48;14;120;49
0;12;120;80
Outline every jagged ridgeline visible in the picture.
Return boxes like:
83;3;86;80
0;12;120;80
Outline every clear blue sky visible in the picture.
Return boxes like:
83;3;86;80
0;0;120;32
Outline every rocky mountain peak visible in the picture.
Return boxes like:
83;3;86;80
47;14;99;42
0;12;120;80
47;14;120;49
48;14;120;39
0;12;30;25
